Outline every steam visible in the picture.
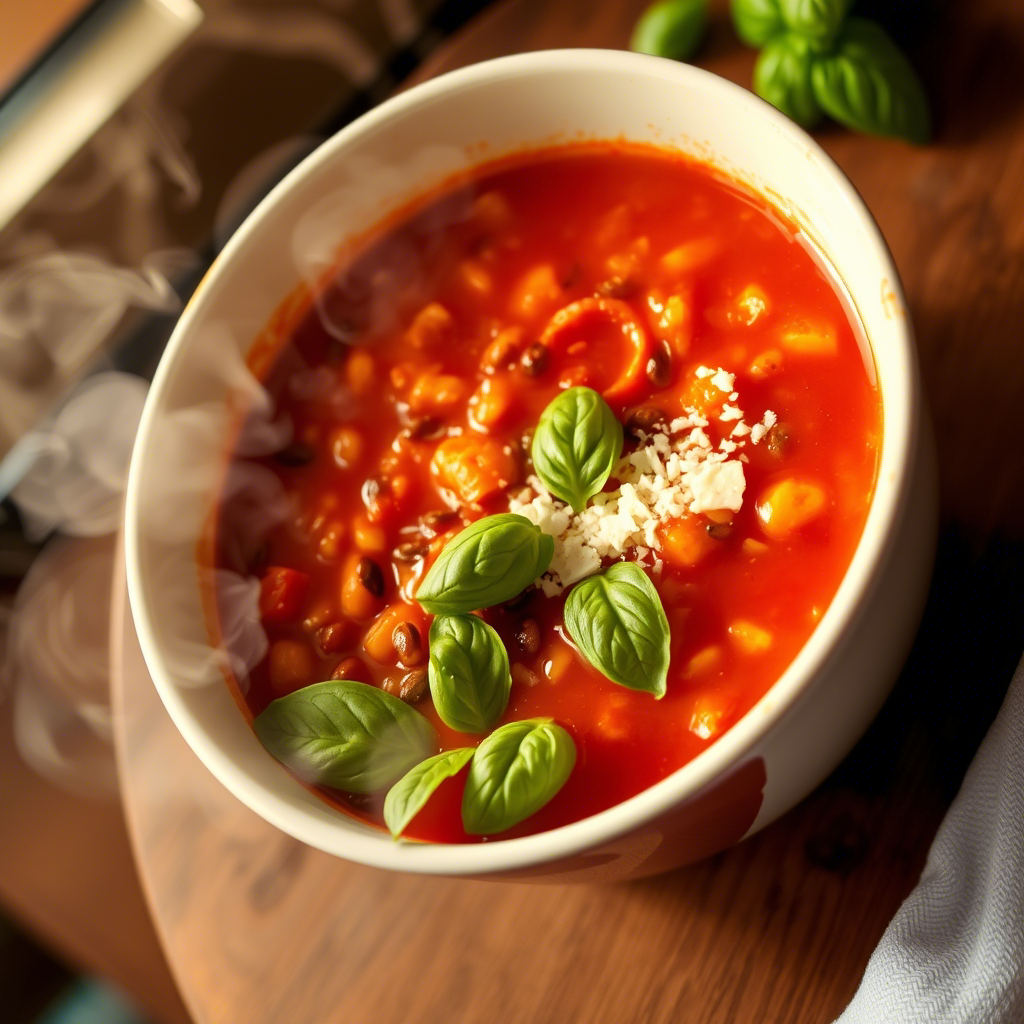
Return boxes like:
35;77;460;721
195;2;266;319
0;250;182;374
11;372;148;539
28;98;201;216
291;146;473;344
199;9;381;88
2;535;120;796
136;321;291;690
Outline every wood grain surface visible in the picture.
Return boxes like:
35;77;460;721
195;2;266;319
112;1;1024;1022
0;696;191;1024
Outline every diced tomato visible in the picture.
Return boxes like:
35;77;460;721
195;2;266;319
430;436;520;506
259;567;310;623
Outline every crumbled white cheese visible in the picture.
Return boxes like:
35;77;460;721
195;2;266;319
688;460;746;514
508;366;775;594
711;369;735;393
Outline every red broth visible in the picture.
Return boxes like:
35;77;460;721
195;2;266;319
213;144;880;843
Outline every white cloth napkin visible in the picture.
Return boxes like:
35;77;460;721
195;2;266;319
835;655;1024;1022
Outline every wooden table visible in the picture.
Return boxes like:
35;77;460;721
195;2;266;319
112;0;1024;1021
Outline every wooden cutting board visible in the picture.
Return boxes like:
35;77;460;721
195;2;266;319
112;0;1024;1021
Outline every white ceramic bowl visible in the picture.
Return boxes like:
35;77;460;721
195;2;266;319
126;49;936;882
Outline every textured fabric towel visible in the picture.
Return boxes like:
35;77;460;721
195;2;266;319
835;655;1024;1022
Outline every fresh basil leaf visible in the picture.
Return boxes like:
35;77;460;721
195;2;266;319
383;747;474;838
532;387;623;514
754;33;824;129
779;0;849;49
564;562;670;699
731;0;784;47
429;614;511;733
416;513;554;614
630;0;709;62
811;18;931;143
253;680;438;793
462;718;576;835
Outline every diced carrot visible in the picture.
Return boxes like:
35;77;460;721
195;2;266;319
647;289;693;360
604;236;649;278
689;691;736;740
471;191;513;233
457;259;492;296
706;284;770;329
541;641;574;683
748;348;784;378
685;646;723;678
658;516;717;568
779;319;838;356
259;567;310;623
596;694;631;740
430;436;520;506
756;478;828;539
268;640;315;696
659;237;720;276
317;520;346;562
510;264;562;319
511;663;542;689
352;514;387;554
345;350;375;395
727;620;773;654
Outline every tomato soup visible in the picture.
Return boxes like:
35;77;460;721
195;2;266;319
213;145;880;844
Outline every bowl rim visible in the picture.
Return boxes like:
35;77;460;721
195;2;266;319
126;47;918;875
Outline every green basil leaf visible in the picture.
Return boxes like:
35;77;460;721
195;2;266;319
731;0;784;47
462;718;576;835
630;0;709;62
811;18;931;144
253;680;438;793
754;33;824;129
416;513;554;614
564;562;670;699
383;747;474;838
532;387;623;514
429;614;511;733
779;0;849;49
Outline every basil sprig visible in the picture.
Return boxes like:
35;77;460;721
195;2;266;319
629;0;709;62
532;387;623;514
730;0;930;143
254;680;438;792
811;18;931;144
754;33;823;130
416;513;554;614
429;614;511;734
462;718;576;835
564;562;671;699
384;747;474;838
778;0;849;49
732;0;784;47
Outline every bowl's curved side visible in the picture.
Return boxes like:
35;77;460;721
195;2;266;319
126;49;931;879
